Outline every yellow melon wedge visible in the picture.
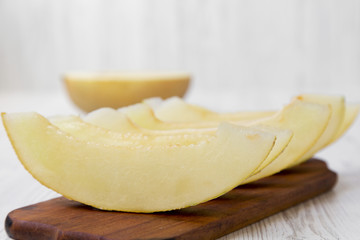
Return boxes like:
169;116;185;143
2;112;275;212
84;106;293;174
150;97;274;122
290;94;345;166
64;72;190;112
53;114;293;178
243;100;331;184
329;103;360;143
88;98;331;181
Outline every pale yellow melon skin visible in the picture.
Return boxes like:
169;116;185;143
64;73;190;112
2;112;275;212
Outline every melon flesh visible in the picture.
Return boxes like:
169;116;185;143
329;103;359;144
150;97;274;123
243;100;331;183
85;97;332;183
51;115;216;147
118;99;329;180
84;107;293;175
84;108;139;132
291;94;345;165
2;112;275;212
250;125;293;174
119;103;225;130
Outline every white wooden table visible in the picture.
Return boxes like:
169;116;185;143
1;90;359;240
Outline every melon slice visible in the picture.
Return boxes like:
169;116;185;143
150;97;274;122
243;100;331;184
85;106;293;174
147;96;352;149
85;102;270;132
53;114;293;177
86;97;332;180
291;94;345;165
121;99;329;178
2;112;275;212
330;103;360;143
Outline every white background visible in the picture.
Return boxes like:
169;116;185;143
0;0;359;110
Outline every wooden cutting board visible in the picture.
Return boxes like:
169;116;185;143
5;159;337;240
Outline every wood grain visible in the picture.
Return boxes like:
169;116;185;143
5;159;337;240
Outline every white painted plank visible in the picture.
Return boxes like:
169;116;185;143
0;0;359;101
